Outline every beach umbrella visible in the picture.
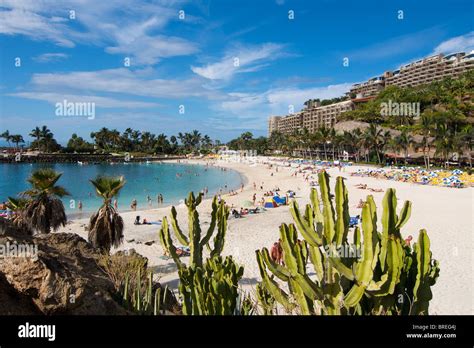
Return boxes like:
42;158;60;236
241;200;253;207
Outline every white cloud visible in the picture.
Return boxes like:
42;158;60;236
217;82;353;116
432;31;474;54
7;92;159;109
191;43;285;80
106;35;198;65
0;0;198;65
28;68;220;99
0;8;74;47
208;82;354;132
33;53;69;63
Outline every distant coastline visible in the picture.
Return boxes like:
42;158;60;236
0;152;186;164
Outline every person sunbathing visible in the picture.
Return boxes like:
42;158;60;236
355;184;367;189
368;187;383;192
134;216;141;225
356;199;365;208
231;209;242;218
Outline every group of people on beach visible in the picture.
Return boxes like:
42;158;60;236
130;193;164;211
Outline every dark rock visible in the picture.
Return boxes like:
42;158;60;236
0;218;130;315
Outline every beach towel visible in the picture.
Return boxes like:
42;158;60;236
349;216;360;227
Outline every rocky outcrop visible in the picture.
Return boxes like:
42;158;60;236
0;219;130;315
0;273;41;315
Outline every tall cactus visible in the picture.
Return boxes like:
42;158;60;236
159;192;228;269
159;192;244;315
256;171;440;315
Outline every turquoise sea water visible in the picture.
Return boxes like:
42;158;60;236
0;162;244;215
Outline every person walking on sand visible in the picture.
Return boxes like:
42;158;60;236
159;194;163;203
114;199;118;210
147;195;152;207
131;198;137;211
253;182;256;190
252;193;256;206
241;183;244;192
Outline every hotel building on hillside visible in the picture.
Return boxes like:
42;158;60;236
349;50;474;98
268;51;474;136
267;100;354;136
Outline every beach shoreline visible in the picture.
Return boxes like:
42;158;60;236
57;156;473;315
64;159;248;218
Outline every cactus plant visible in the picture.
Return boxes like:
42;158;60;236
159;192;228;269
159;192;244;315
121;268;169;315
256;171;440;315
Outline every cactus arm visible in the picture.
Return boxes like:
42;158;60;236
154;288;161;315
289;278;313;315
256;283;275;315
353;226;361;247
318;171;336;243
159;217;184;269
310;188;324;223
344;284;366;308
169;206;189;246
261;248;291;281
328;253;355;281
366;273;389;291
290;201;322;246
308;244;325;283
256;250;294;310
412;229;438;314
279;224;301;274
210;204;228;257
294;273;323;300
380;189;398;270
394;201;412;231
189;210;203;267
334;176;350;246
200;196;218;246
367;239;402;296
356;198;377;284
322;272;344;315
344;198;376;307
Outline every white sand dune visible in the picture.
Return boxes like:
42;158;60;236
58;158;473;315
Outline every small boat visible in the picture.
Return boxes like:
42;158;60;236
77;161;84;165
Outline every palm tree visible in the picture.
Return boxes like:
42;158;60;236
5;197;31;233
191;130;202;150
1;130;11;147
434;123;455;168
391;130;413;164
88;176;126;253
363;124;384;164
201;135;212;150
21;169;69;234
455;124;473;168
317;126;331;160
417;112;435;169
10;134;24;150
29;127;42;149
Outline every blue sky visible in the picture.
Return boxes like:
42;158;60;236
0;0;473;144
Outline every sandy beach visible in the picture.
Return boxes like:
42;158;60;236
58;157;473;315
